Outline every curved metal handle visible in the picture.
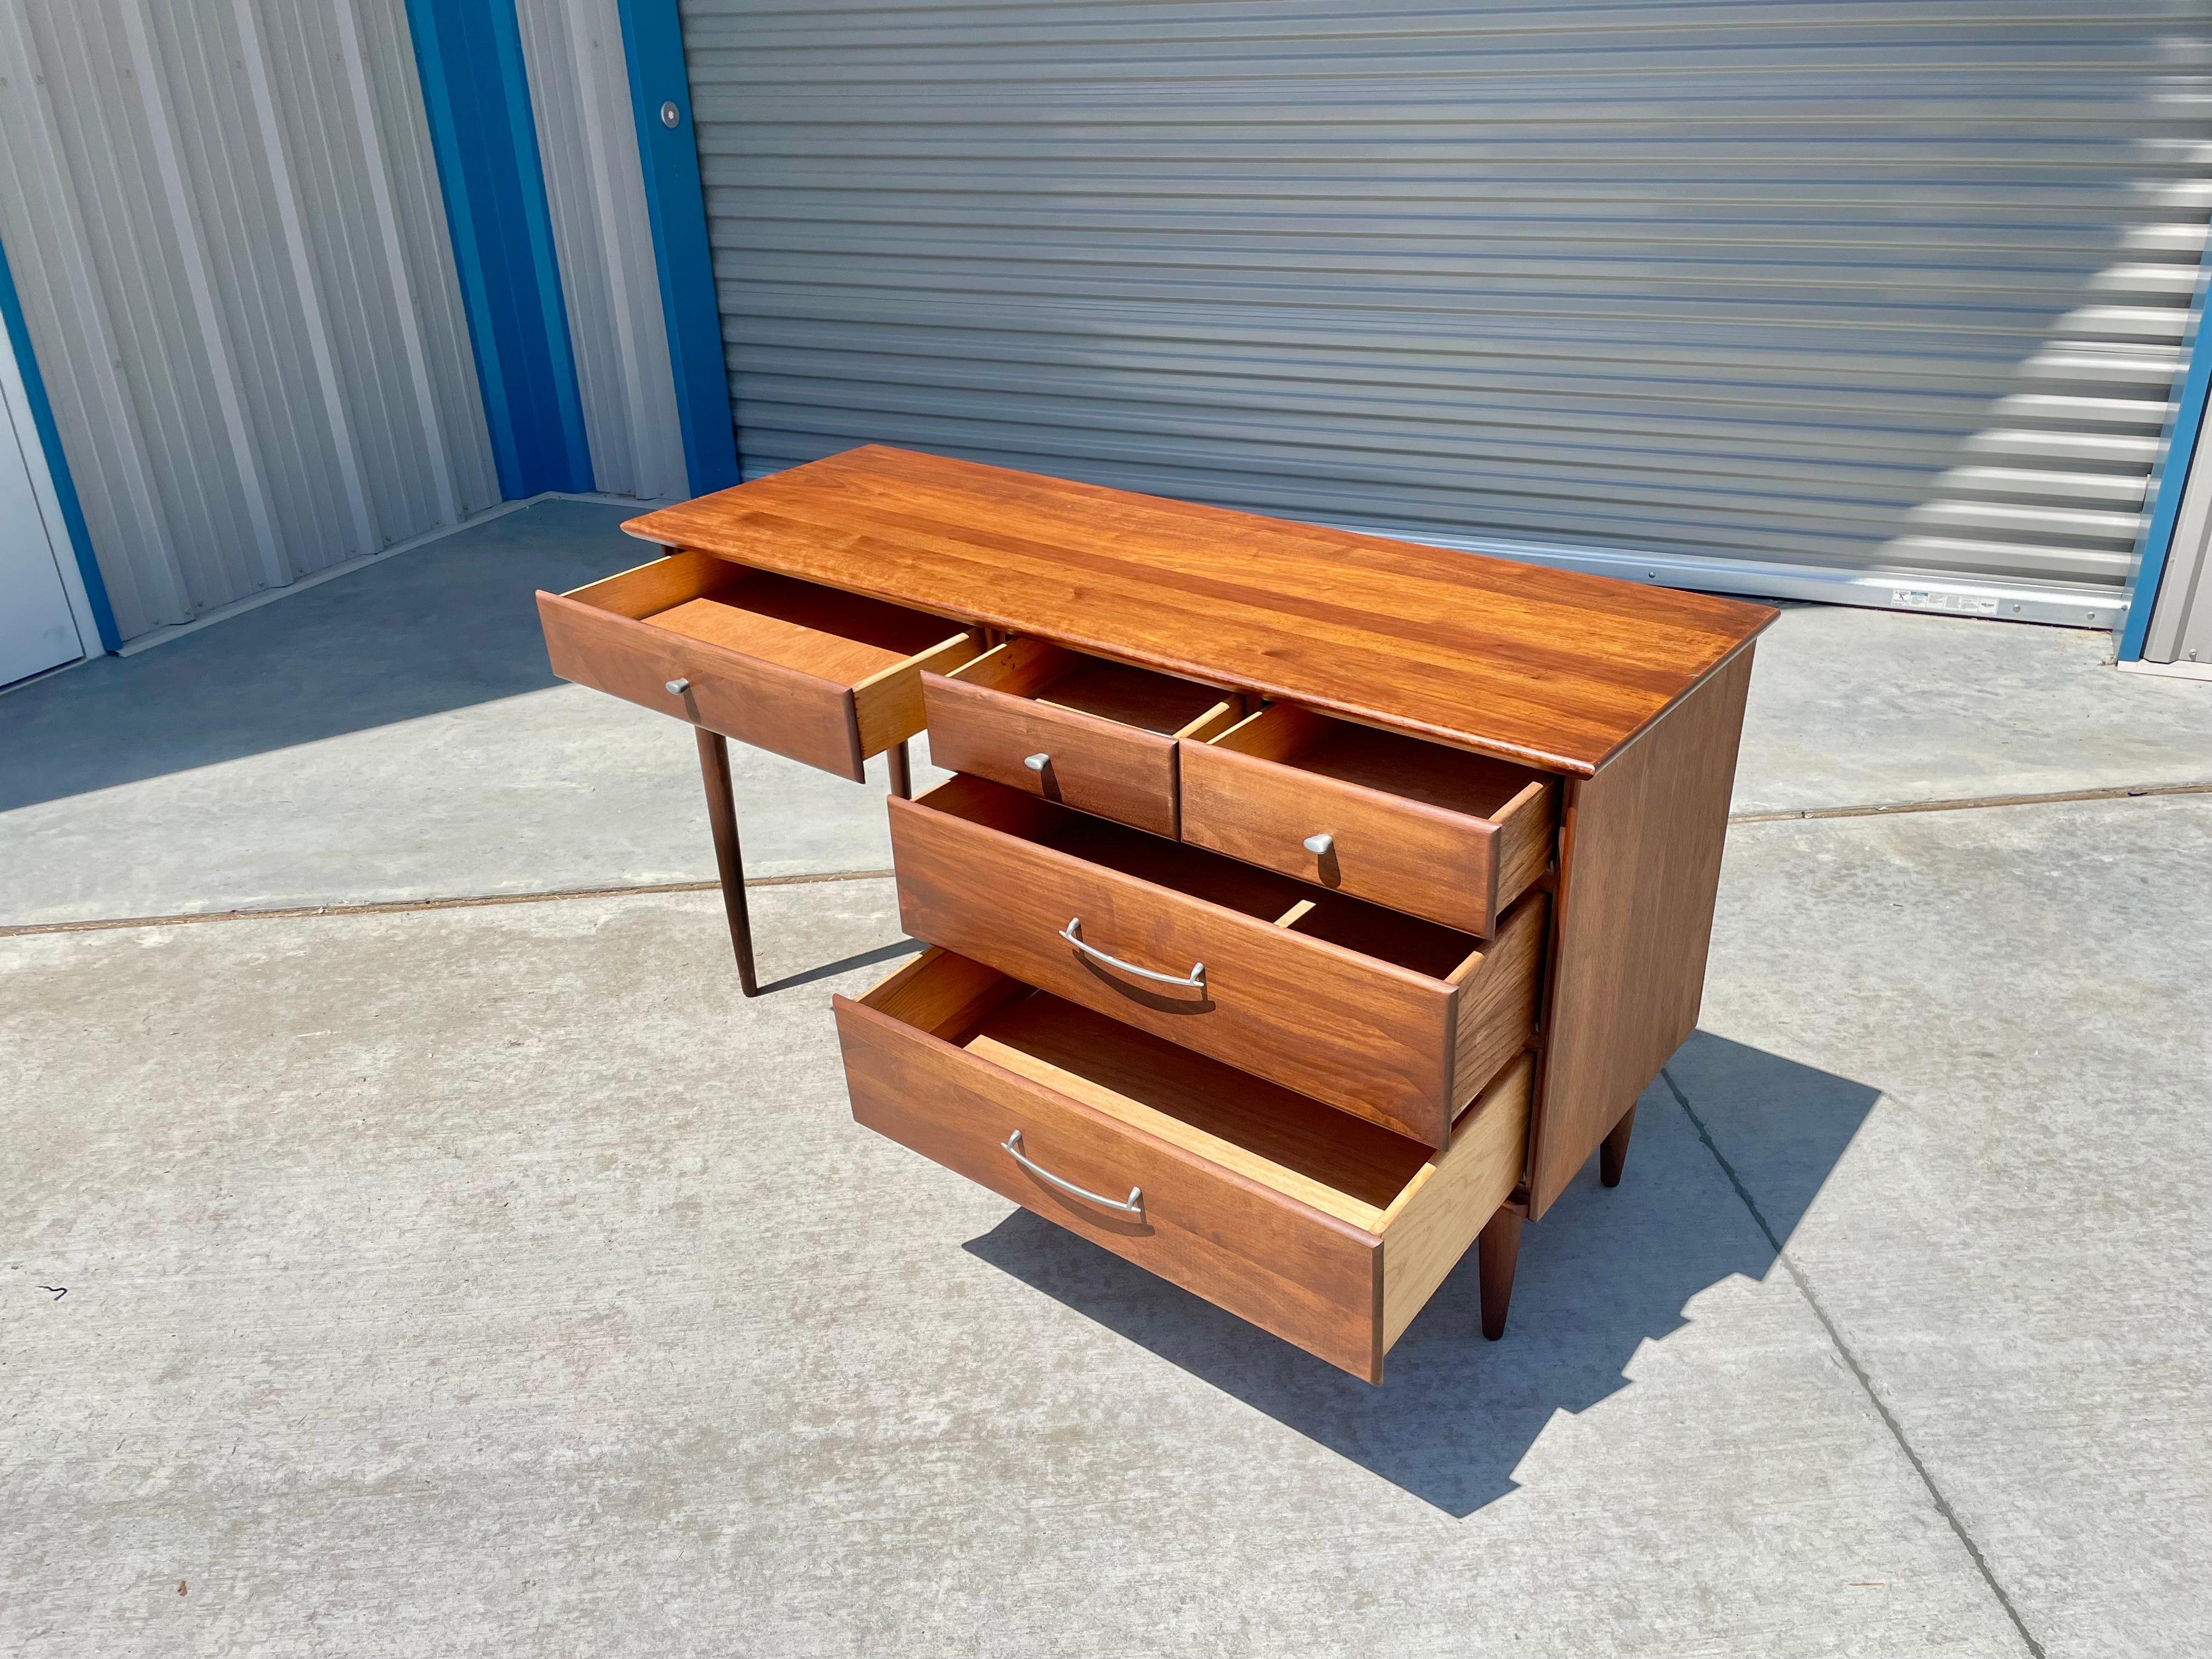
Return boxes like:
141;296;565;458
1303;833;1334;855
1023;752;1051;772
1059;918;1204;990
1003;1130;1142;1216
664;678;691;696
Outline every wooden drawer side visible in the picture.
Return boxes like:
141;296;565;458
1447;894;1548;1111
1379;1053;1532;1351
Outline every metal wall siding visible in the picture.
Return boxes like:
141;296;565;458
516;0;688;501
0;0;498;644
678;0;2211;610
2141;443;2212;662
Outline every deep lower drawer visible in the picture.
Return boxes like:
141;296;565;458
538;548;979;778
1181;703;1557;938
834;948;1533;1382
888;775;1546;1148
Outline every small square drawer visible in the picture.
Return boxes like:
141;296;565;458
890;776;1545;1148
835;947;1533;1382
538;549;980;780
923;638;1242;838
1180;704;1557;937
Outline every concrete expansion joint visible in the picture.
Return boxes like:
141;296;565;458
0;868;898;940
7;777;2208;940
1728;778;2212;826
1659;1066;2049;1659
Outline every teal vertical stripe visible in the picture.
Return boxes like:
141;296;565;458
0;230;120;652
404;0;594;499
2119;241;2212;661
617;0;740;494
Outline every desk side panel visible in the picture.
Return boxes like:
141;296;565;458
1528;646;1756;1218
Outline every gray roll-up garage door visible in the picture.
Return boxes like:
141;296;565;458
677;2;2210;625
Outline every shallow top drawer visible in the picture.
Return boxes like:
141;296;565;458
538;549;978;780
1181;704;1556;936
924;638;1242;837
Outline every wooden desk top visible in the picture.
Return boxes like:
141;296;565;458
625;446;1775;777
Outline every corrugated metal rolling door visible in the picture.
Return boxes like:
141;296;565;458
677;1;2211;624
0;0;500;645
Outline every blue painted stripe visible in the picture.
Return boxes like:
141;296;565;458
617;0;740;495
2118;242;2212;661
0;230;121;652
404;0;594;499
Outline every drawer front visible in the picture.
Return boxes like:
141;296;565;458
889;796;1461;1145
835;992;1385;1379
538;590;864;778
1182;740;1516;936
923;670;1180;837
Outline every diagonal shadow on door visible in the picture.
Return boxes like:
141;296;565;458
962;1029;1878;1516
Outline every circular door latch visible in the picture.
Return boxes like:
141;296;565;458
660;100;680;128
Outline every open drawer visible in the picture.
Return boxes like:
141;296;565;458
835;948;1533;1382
1180;704;1558;936
538;548;980;780
889;775;1545;1148
923;637;1242;837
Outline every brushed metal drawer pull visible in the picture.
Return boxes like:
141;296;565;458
1002;1130;1143;1217
1023;752;1051;771
1059;918;1205;990
664;678;691;696
1303;833;1334;855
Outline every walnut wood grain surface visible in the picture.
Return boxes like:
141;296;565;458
924;664;1183;837
624;446;1776;776
1529;646;1757;1217
1180;704;1558;936
890;778;1460;1143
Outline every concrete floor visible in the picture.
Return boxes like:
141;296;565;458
3;502;2209;1656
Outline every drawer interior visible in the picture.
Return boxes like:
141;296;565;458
1207;703;1552;825
949;637;1243;738
917;774;1494;984
867;949;1455;1231
576;550;972;688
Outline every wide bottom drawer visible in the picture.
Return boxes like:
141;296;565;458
833;948;1532;1382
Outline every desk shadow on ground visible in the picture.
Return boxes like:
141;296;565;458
0;500;646;812
963;1030;1877;1516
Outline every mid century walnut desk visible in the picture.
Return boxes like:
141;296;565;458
537;445;1774;1381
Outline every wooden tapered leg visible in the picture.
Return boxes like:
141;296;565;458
1599;1104;1637;1188
695;729;759;997
888;738;913;800
1477;1207;1522;1341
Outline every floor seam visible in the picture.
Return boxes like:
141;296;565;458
1726;777;2211;825
1659;1065;2046;1659
0;868;897;939
9;776;2204;939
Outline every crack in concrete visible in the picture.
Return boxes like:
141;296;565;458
1660;1064;2046;1659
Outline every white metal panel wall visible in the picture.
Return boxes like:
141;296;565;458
0;0;499;644
517;0;687;502
2141;427;2212;663
679;0;2212;618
